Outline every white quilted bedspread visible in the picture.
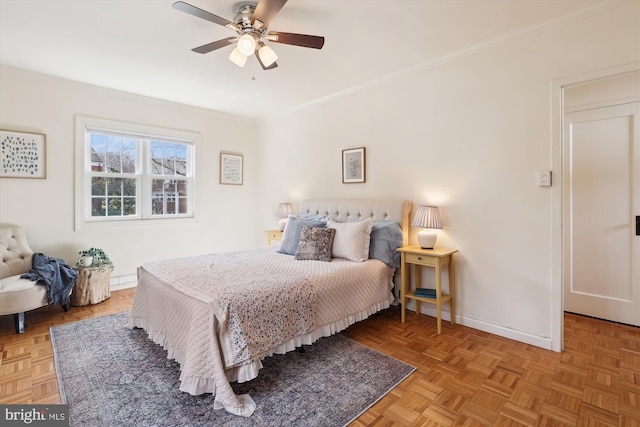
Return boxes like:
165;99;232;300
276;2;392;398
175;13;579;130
127;247;394;417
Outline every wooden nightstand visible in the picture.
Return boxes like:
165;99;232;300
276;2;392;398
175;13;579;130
265;229;284;246
397;245;458;334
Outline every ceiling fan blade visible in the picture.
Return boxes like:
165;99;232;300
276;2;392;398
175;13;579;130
251;0;287;29
256;54;278;70
173;1;239;30
191;37;236;54
266;32;325;49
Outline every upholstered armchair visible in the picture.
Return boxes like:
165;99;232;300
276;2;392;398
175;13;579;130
0;225;63;333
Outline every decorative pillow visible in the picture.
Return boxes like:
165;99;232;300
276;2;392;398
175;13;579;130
368;221;403;267
277;216;327;256
327;218;374;262
295;226;336;262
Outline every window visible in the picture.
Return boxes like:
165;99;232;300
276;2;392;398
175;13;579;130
76;116;196;228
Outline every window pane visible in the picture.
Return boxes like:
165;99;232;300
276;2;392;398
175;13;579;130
150;141;187;177
178;198;188;214
123;179;136;196
90;134;107;172
106;135;123;173
177;180;187;196
91;177;106;196
107;178;122;196
107;197;122;216
91;197;106;217
123;197;136;215
152;197;163;215
122;139;137;173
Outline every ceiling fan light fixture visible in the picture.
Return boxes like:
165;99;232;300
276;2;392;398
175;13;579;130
228;47;247;67
237;33;257;56
258;43;278;67
174;1;325;70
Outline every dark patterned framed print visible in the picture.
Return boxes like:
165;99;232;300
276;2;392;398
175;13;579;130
0;129;46;179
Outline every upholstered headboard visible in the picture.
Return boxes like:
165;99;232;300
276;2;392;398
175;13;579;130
298;199;412;246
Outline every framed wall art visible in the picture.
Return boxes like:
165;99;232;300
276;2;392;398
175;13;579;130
219;152;243;185
0;129;47;179
342;146;366;184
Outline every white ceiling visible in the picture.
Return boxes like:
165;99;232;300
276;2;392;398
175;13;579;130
0;0;612;118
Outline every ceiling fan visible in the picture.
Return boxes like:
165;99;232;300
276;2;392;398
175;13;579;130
173;0;325;70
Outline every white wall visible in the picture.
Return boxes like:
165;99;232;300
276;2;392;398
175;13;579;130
0;66;261;280
256;3;640;348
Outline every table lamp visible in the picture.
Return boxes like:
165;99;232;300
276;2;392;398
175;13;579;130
412;205;443;249
275;202;293;231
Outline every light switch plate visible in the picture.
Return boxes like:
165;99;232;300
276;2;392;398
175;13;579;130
538;170;552;187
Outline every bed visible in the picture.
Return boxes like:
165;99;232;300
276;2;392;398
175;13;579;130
127;198;411;417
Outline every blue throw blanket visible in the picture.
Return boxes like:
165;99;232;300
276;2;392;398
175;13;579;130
21;253;78;306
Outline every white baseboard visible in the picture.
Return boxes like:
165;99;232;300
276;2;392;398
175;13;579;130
455;314;553;350
408;303;554;351
109;274;137;291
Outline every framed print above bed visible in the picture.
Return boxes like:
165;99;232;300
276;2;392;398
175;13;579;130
220;152;243;185
0;129;46;179
342;146;366;184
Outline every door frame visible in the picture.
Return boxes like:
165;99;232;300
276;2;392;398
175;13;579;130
550;61;640;352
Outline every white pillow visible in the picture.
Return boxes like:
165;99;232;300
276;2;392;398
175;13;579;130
327;218;374;262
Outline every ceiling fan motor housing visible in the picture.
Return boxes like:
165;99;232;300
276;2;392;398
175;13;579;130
234;4;258;29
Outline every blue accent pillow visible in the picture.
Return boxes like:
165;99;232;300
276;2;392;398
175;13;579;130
278;217;327;255
296;213;327;221
368;221;403;267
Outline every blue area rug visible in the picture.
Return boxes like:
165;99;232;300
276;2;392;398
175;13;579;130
51;311;415;426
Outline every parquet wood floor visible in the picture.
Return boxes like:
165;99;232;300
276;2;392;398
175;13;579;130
1;288;638;426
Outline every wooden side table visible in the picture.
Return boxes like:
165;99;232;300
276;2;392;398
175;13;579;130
397;245;458;334
70;267;111;306
265;229;284;246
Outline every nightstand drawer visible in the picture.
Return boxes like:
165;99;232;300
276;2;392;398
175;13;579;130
267;231;283;241
405;252;437;267
265;230;284;245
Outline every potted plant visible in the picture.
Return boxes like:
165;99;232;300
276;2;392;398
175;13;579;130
72;247;114;306
75;247;114;271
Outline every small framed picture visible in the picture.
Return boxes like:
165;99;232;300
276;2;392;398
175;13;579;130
342;147;366;184
0;129;47;179
219;152;243;185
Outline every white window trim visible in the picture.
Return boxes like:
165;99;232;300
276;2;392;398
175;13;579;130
75;115;198;230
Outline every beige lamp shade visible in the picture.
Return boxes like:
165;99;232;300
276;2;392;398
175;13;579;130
275;203;293;230
412;205;443;249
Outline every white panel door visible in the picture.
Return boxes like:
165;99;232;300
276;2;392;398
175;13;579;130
563;101;640;326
